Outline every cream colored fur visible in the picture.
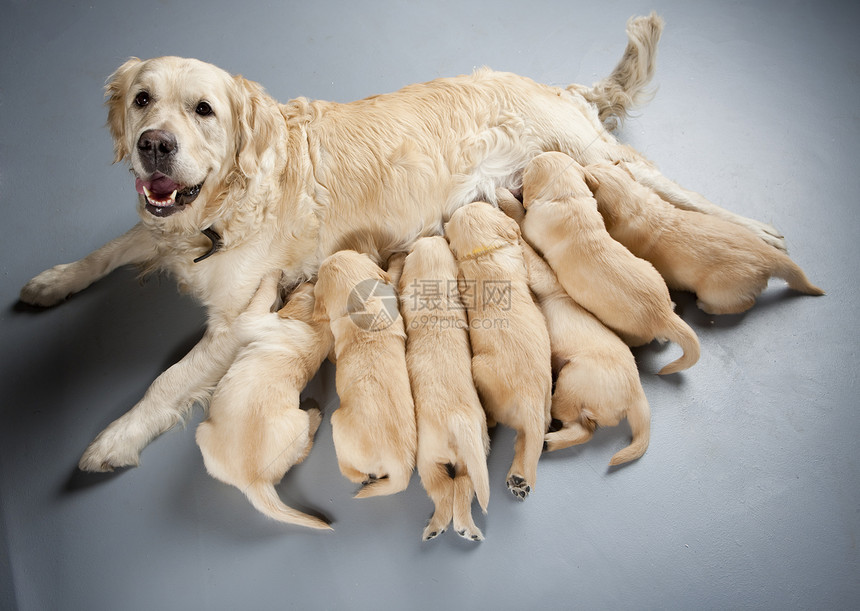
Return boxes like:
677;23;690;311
585;162;824;314
18;14;777;470
568;13;664;131
446;203;552;499
497;190;650;465
520;152;700;375
314;251;417;497
196;279;333;529
397;237;490;541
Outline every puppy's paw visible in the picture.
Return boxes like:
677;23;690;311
422;525;447;541
78;425;143;472
306;406;323;437
20;264;79;307
506;474;531;500
455;525;484;542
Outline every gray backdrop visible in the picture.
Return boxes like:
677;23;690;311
1;1;858;609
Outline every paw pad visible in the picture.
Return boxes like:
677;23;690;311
506;475;531;499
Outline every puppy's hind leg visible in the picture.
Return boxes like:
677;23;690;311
696;291;758;316
354;463;412;498
452;472;484;542
294;403;323;466
506;417;544;500
419;462;455;541
543;421;595;452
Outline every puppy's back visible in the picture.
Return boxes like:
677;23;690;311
399;236;490;510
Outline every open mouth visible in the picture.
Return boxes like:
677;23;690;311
135;173;203;218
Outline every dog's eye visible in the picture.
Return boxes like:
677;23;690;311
134;91;151;108
195;101;214;117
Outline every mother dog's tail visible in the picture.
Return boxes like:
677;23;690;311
570;12;665;130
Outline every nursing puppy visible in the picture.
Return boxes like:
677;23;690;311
399;237;490;541
446;202;552;499
196;278;333;529
585;161;824;314
521;152;700;375
314;250;417;497
498;190;650;465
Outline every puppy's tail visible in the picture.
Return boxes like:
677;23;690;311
450;413;491;513
774;253;825;296
244;481;332;530
657;314;701;375
354;468;412;498
609;394;651;466
571;12;664;130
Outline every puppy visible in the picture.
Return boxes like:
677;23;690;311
446;202;552;499
314;250;417;497
585;161;824;314
520;152;700;375
498;190;650;465
196;278;334;529
399;237;490;541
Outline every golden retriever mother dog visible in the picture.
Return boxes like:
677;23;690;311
18;14;783;472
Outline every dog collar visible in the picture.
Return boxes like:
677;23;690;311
457;242;508;261
193;226;223;263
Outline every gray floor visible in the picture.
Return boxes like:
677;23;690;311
1;1;858;609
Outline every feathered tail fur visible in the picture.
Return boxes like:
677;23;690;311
571;12;665;130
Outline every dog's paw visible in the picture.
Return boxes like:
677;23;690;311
19;264;79;307
455;525;484;542
78;425;142;472
422;525;447;541
305;406;323;436
506;474;531;500
751;220;787;252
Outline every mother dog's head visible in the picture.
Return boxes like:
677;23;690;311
105;56;281;232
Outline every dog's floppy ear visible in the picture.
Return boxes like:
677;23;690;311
105;57;142;163
500;210;521;241
311;279;329;322
234;76;280;177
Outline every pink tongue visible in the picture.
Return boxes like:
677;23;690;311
135;174;181;197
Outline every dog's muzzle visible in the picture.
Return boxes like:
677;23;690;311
135;173;203;218
134;130;203;217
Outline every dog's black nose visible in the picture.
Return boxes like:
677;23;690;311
137;129;177;172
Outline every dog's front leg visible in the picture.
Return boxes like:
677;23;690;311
622;160;788;252
20;223;156;307
78;322;238;472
